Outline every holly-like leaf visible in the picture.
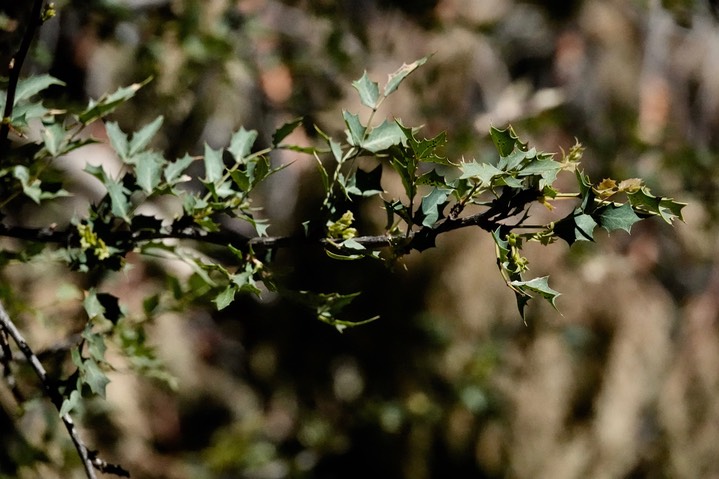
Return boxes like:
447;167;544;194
490;125;526;157
362;120;406;153
133;150;166;193
165;154;195;184
419;188;449;227
353;71;380;109
555;209;597;245
343;110;366;146
82;358;110;397
12;74;65;104
384;55;431;97
510;276;561;318
214;285;237;310
272;117;303;146
129;115;164;156
12;165;42;203
228;127;258;163
460;160;502;186
78;78;151;125
41;122;67;157
598;202;641;233
203;143;224;183
83;164;131;221
105;121;129;160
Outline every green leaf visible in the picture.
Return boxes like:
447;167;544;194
129;116;164;156
362;120;406;153
165;154;195;184
420;188;449;227
658;197;686;223
598;202;641;233
510;276;561;317
12;165;42;203
82;358;110;397
272;117;303;146
228;127;258;163
60;389;83;417
133;150;166;193
105;121;129;160
13;74;65;103
343;110;366;146
83;289;105;319
459;161;502;186
384;55;430;97
352;71;379;110
490;125;526;157
352;71;380;108
214;285;237;310
555;209;597;245
41;122;66;157
83;164;131;221
78;78;152;125
82;326;107;362
203;143;224;182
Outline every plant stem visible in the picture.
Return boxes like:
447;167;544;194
1;0;47;155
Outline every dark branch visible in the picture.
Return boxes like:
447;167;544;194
0;300;129;478
1;0;47;154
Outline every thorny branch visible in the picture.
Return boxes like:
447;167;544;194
0;301;130;478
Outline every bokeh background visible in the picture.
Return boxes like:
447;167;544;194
2;0;719;478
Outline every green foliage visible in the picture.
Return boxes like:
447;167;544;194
1;27;685;475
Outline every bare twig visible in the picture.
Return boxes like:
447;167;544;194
0;300;129;478
1;0;47;154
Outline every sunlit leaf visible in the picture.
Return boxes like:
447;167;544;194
353;71;380;108
203;143;224;183
598;202;641;233
384;55;431;97
361;120;406;153
228;127;258;163
129;116;164;156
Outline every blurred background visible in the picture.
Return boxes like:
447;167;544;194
2;0;719;478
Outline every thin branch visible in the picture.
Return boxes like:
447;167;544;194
1;0;47;154
0;300;129;478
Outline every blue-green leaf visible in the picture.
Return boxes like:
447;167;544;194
598;202;641;233
362;120;406;153
384;55;430;97
129;116;164;156
228;127;258;163
203;143;224;182
105;122;129;160
352;71;380;108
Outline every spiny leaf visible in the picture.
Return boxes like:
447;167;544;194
490;125;526;157
353;71;380;109
165;154;195;184
228;127;258;163
510;276;561;318
362;120;406;153
460;161;502;186
129;116;164;157
13;74;65;103
214;285;237;310
384;55;431;97
83;164;131;221
78;78;152;125
133;150;166;193
419;188;449;227
105;122;129;160
343;110;366;146
555;209;597;245
272;117;303;146
41;122;66;157
598;202;641;233
203;143;224;183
